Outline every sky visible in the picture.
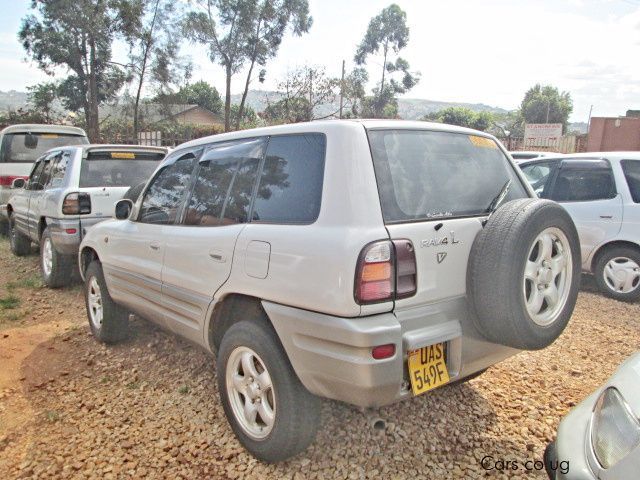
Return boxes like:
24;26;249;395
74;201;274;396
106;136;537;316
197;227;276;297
1;0;639;122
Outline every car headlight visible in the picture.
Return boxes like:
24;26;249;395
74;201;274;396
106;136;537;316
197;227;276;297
591;387;640;469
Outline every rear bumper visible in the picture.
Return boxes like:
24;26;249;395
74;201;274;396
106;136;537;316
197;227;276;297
262;297;518;408
48;217;106;255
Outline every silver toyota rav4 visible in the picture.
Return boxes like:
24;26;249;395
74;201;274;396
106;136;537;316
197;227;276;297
78;120;582;462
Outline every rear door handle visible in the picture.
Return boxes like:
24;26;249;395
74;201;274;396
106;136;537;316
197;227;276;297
209;250;226;262
599;215;613;219
150;241;161;250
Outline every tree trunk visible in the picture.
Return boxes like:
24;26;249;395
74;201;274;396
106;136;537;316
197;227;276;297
134;0;160;142
87;38;100;142
236;59;255;130
224;65;232;132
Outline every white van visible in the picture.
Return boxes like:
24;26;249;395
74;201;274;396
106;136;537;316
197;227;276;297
0;124;88;232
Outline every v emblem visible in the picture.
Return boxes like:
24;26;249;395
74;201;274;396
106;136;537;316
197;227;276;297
437;252;447;264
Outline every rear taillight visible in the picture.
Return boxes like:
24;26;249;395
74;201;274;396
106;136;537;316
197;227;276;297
62;192;91;215
0;175;28;186
355;239;417;304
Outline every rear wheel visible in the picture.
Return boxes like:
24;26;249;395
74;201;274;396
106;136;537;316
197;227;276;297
217;320;321;462
40;227;75;288
85;261;129;343
594;246;640;302
8;213;30;256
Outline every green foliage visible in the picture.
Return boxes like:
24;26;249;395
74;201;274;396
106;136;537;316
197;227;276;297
230;104;259;129
423;107;495;132
354;3;419;118
155;81;223;114
26;82;60;123
183;0;312;131
19;0;137;140
0;295;20;310
520;84;573;131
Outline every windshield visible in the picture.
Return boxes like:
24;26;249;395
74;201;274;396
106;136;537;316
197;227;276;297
0;133;88;163
79;152;164;188
367;129;528;223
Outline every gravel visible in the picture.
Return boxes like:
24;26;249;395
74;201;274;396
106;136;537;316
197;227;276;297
0;238;638;479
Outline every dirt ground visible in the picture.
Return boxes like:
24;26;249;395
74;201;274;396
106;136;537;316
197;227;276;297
0;237;638;479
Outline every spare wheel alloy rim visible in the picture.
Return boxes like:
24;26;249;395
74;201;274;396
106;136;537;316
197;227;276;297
87;276;103;330
523;227;572;326
226;346;276;440
603;257;640;294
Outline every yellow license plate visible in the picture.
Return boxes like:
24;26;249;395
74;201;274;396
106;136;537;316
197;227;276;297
407;342;450;395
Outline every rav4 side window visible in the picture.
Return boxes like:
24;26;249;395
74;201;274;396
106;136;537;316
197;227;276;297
520;160;559;198
138;154;196;224
251;134;326;224
621;160;640;203
184;138;264;226
550;164;616;202
27;159;46;190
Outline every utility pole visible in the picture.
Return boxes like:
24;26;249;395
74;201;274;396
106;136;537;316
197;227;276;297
545;99;550;123
587;104;594;134
339;60;345;119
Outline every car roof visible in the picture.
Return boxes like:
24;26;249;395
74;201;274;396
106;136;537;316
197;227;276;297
0;124;87;136
175;119;499;151
53;144;168;154
519;152;640;167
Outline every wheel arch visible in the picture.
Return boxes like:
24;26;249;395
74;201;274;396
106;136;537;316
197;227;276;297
590;240;640;272
79;246;100;280
38;217;47;239
207;293;274;354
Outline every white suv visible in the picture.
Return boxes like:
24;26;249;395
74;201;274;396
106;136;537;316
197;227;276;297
520;153;640;301
78;120;581;461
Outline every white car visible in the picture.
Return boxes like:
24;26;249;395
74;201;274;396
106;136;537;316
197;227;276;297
510;151;558;163
78;120;581;461
519;153;640;301
0;124;88;233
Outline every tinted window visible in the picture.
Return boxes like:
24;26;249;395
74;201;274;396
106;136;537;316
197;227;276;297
80;151;164;188
184;139;264;226
551;164;616;202
39;157;55;188
138;154;196;224
252;134;325;223
621;160;640;203
520;160;560;198
28;160;46;190
49;152;71;188
0;133;87;163
368;130;528;222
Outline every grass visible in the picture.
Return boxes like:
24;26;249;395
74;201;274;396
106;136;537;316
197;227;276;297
177;385;190;395
45;410;60;423
0;295;20;310
125;381;141;390
6;275;42;291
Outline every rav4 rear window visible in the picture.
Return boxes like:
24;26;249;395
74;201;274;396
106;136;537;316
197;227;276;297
79;151;164;188
367;129;528;223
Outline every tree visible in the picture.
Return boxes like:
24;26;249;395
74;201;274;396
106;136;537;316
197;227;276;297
19;0;136;141
26;82;59;123
125;0;188;139
161;81;223;113
235;0;312;129
354;4;419;118
423;107;495;132
520;84;573;131
263;66;341;124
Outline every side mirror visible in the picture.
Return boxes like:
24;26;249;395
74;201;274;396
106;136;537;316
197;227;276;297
11;178;26;189
115;199;133;220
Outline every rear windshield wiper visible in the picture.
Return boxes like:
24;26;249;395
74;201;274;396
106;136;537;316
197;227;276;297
485;179;512;216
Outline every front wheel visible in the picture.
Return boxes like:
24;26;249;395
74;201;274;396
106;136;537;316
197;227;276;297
594;246;640;302
85;261;129;343
217;320;321;462
8;214;30;256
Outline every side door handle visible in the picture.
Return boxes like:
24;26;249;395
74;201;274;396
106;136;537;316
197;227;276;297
209;249;226;262
150;241;161;251
599;215;613;219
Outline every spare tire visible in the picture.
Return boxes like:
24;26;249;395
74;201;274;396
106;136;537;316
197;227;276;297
122;182;146;203
467;199;581;350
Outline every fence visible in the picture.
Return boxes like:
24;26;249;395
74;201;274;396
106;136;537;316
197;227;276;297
498;134;588;154
99;130;214;148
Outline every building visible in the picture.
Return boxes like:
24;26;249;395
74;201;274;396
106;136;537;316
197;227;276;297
99;103;224;128
587;111;640;152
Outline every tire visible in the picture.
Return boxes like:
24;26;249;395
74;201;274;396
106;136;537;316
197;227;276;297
8;214;31;256
122;182;146;203
594;246;640;302
40;227;75;288
544;441;558;480
84;260;129;344
217;320;321;462
467;199;581;350
0;219;8;237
